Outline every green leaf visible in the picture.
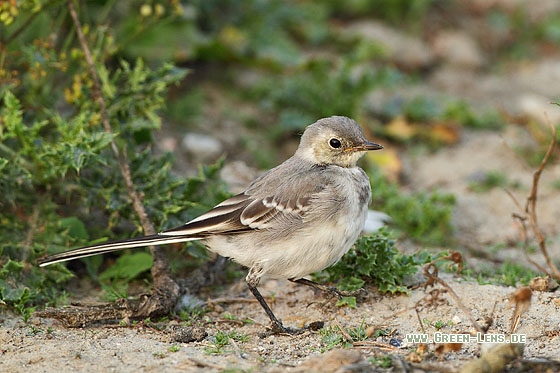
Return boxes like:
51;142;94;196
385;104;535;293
0;259;25;279
336;296;357;308
2;91;24;138
99;252;153;282
337;277;365;292
2;286;30;302
321;228;420;295
59;217;89;241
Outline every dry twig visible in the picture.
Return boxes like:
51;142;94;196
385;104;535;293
508;118;559;280
525;120;559;279
333;318;354;343
423;264;486;334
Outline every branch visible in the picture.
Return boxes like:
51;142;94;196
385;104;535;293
67;0;155;237
423;264;486;334
524;119;560;279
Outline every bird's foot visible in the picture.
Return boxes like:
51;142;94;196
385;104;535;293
259;320;325;337
271;322;304;335
323;286;367;299
292;278;367;299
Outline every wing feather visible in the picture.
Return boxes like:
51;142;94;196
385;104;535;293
161;162;328;236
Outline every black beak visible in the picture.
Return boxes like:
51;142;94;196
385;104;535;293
363;141;383;151
345;140;383;152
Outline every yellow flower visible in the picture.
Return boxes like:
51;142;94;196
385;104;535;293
140;4;152;17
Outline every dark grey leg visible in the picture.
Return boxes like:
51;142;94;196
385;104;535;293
246;282;303;334
245;266;304;334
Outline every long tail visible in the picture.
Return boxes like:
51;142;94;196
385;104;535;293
38;234;200;267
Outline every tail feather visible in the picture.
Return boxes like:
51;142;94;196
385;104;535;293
38;234;200;267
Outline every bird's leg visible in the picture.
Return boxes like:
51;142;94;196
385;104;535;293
246;268;302;335
246;283;300;334
291;278;366;298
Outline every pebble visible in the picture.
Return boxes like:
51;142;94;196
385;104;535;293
363;210;391;233
220;160;260;193
182;133;223;162
432;30;485;69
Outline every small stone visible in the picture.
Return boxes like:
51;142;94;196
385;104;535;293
220;161;260;194
182;133;223;162
171;326;207;343
432;30;485;69
529;276;559;292
174;293;205;313
390;338;402;348
293;349;363;373
518;94;560;124
307;321;325;331
159;136;178;152
363;210;391;233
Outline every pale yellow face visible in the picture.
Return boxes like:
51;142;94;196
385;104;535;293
295;116;379;168
308;127;367;167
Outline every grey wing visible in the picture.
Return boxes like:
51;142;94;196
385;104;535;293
160;193;253;236
160;170;326;236
239;194;312;229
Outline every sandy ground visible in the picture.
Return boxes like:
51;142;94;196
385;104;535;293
1;273;559;372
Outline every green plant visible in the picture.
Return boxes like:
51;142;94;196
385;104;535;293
465;261;539;287
168;345;180;353
323;0;438;31
222;312;236;320
178;304;208;323
191;0;329;66
495;262;540;287
433;319;452;330
319;326;351;351
27;325;43;336
254;57;401;136
0;1;235;313
0;257;73;319
369;167;456;246
468;170;516;193
442;101;504;130
320;228;420;295
97;252;153;301
335;296;357;308
485;7;560;60
404;97;440;123
205;330;249;355
347;318;369;341
371;328;391;338
369;355;393;368
319;320;372;351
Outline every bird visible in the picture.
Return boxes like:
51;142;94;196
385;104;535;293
38;116;383;334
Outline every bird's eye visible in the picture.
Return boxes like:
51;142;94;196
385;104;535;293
329;138;342;149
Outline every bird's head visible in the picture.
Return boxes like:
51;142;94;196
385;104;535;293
296;116;383;167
